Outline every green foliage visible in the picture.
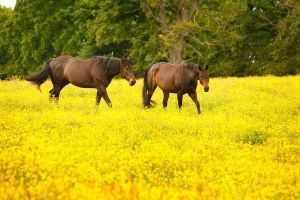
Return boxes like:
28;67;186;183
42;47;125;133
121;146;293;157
237;131;269;145
0;0;299;78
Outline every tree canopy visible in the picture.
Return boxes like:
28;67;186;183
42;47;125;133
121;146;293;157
0;0;299;78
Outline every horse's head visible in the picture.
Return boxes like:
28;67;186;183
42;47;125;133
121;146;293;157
199;65;209;92
120;57;136;86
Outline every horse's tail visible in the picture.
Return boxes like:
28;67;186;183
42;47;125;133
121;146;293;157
25;59;53;90
143;67;151;107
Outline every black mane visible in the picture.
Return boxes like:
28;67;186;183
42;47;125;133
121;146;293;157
92;56;121;74
183;62;199;73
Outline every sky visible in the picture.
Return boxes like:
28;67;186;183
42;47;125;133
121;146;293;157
0;0;16;9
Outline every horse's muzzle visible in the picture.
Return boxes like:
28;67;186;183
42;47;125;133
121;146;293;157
129;79;136;86
204;87;209;92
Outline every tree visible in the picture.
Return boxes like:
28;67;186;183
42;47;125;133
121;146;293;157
0;0;299;77
141;0;202;63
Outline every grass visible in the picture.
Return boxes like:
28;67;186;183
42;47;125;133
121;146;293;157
0;76;300;199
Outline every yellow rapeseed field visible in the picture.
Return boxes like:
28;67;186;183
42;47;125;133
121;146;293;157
0;76;300;199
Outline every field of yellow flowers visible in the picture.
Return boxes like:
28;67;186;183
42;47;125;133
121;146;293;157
0;76;300;199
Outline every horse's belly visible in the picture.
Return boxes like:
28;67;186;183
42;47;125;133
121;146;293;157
157;80;196;94
70;82;95;88
67;75;96;88
64;70;95;88
156;74;179;92
157;86;178;93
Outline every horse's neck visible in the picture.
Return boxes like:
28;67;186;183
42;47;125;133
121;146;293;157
106;66;120;79
195;71;200;80
185;68;199;80
187;71;199;82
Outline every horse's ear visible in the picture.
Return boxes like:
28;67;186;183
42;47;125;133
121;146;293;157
205;65;209;70
199;65;205;71
121;56;130;61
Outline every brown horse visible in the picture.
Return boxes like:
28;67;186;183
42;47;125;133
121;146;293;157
26;55;136;106
143;62;209;114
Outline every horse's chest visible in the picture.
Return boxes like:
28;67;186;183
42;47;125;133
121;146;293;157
176;79;197;91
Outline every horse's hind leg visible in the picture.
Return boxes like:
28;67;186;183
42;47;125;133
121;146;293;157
49;73;56;101
163;92;169;108
49;88;54;100
51;80;69;101
56;80;69;100
188;91;201;114
147;84;157;107
50;86;61;101
49;87;60;101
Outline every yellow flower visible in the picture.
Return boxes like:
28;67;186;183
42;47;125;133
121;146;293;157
0;76;299;199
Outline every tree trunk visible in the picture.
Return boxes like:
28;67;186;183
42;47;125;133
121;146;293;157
158;0;183;63
158;0;167;34
168;36;183;63
168;0;188;63
157;0;199;64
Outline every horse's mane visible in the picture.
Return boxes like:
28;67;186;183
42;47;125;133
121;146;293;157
182;62;199;73
92;56;121;74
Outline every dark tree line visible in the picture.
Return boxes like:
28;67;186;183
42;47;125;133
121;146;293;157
0;0;299;79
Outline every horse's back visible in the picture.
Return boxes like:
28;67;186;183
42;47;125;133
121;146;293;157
50;56;99;88
148;62;182;93
149;62;180;76
50;56;71;69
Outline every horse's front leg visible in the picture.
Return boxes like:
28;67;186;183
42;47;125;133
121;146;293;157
96;90;102;105
177;92;183;109
98;85;112;107
188;91;201;114
163;92;169;108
